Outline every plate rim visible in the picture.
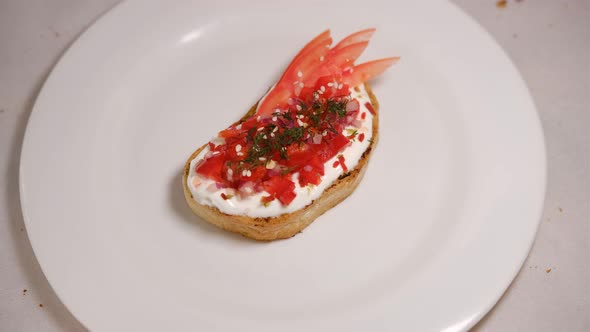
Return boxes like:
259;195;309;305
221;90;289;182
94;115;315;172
19;0;547;331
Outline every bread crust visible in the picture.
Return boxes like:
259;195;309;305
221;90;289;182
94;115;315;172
182;83;379;241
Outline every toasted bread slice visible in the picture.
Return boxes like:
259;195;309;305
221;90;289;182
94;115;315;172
182;83;379;241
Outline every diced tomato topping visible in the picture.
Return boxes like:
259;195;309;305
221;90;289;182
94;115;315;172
247;166;267;183
299;169;321;187
224;142;244;160
262;176;296;205
361;112;366;120
307;155;325;176
358;133;365;142
297;155;324;187
195;154;225;183
327;134;351;156
284;143;314;167
277;189;297;205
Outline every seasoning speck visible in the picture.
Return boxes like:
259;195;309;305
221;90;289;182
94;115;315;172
38;304;43;308
546;268;552;273
496;0;507;8
558;207;563;213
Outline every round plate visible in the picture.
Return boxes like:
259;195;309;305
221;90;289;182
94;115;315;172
20;0;546;331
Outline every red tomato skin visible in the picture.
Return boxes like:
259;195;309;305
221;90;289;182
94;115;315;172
195;154;225;183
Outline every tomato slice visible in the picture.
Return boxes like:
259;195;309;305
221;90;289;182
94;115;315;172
341;57;400;87
331;28;376;52
328;41;369;69
257;34;333;116
309;41;369;83
278;30;331;85
256;29;398;116
255;87;292;117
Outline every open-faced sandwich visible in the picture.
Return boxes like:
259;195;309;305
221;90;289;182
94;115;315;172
183;29;398;240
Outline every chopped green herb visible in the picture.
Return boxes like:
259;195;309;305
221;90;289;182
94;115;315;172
346;128;358;140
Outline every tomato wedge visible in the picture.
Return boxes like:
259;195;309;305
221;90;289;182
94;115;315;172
257;29;397;117
254;87;291;117
308;41;369;83
257;31;333;116
278;29;331;85
341;57;400;88
331;28;376;52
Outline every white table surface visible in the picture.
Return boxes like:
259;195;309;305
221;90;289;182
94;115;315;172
1;0;588;331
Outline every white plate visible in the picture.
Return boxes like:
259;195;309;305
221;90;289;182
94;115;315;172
20;0;546;331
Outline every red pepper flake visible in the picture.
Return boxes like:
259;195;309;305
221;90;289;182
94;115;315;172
358;133;365;142
338;155;348;173
220;193;228;200
332;161;340;168
361;112;366;120
365;102;376;115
